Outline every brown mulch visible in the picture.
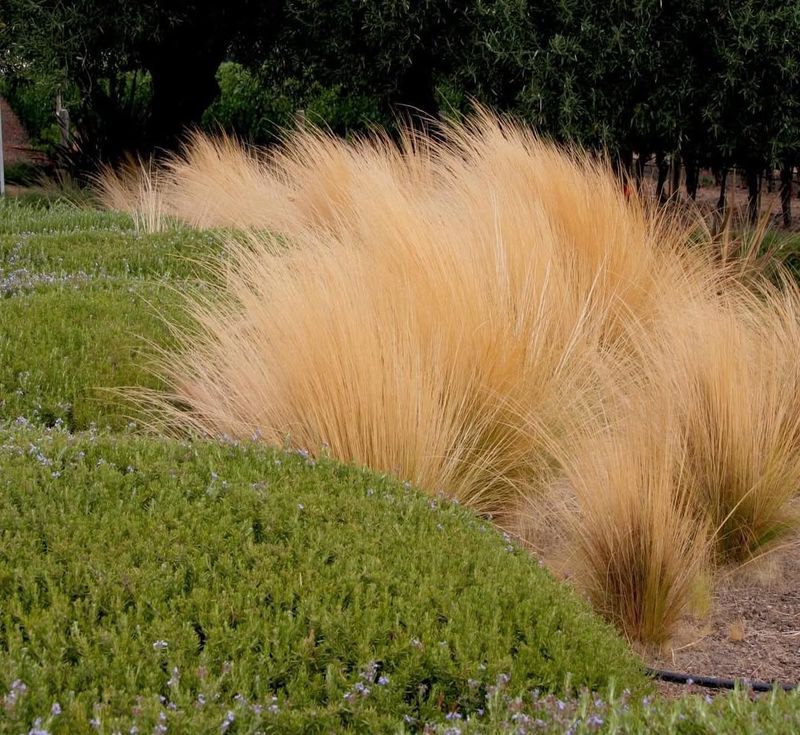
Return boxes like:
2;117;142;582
645;535;800;697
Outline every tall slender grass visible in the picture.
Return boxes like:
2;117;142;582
561;409;711;644
95;157;169;233
675;288;800;561
102;112;800;642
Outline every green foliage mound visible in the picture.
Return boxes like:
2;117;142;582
0;424;647;733
0;198;223;430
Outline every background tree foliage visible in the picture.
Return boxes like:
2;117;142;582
3;0;800;220
1;0;283;160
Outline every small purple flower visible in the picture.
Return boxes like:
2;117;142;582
89;717;101;730
152;639;168;650
27;718;49;735
377;675;389;686
51;702;62;716
586;713;604;730
353;681;370;697
220;711;235;732
445;711;462;721
4;681;24;706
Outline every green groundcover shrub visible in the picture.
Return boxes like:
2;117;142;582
0;424;647;733
0;202;222;431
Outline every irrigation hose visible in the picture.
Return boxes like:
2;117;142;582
645;666;797;692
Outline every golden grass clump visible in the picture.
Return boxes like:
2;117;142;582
105;112;800;643
561;411;710;644
95;157;169;233
673;288;800;561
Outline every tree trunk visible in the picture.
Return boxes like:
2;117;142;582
612;149;633;180
656;151;669;203
684;157;699;200
746;167;761;224
670;153;681;199
634;153;646;190
781;161;793;228
716;167;728;211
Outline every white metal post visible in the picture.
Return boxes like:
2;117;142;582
0;100;5;196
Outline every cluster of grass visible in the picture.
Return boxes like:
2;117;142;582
99;112;800;643
1;195;800;733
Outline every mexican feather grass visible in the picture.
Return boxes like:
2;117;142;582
100;112;800;642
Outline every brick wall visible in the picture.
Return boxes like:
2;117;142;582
1;97;38;165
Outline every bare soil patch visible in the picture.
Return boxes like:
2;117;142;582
647;534;800;695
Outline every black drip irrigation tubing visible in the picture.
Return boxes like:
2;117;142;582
646;667;798;693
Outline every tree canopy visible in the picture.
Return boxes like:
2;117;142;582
3;0;800;218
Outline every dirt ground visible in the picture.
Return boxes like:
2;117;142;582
646;534;800;695
640;165;800;230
